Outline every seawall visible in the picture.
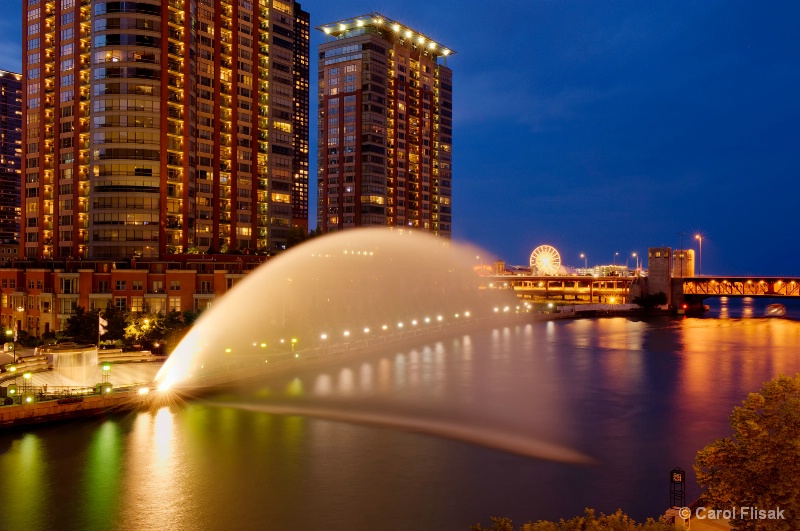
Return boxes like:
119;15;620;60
0;390;146;429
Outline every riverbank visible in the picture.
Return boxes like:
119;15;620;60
532;303;670;321
0;388;150;430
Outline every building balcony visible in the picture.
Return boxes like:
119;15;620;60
193;292;215;299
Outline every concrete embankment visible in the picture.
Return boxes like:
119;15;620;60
0;390;146;429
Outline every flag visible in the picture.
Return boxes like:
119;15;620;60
99;316;108;336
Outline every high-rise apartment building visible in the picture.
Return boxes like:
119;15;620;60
22;0;309;260
291;4;309;230
317;14;454;236
0;70;22;242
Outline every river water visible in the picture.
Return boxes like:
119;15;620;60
2;297;799;530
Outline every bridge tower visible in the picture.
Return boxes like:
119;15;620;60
648;248;672;304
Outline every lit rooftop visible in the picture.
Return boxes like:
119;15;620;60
316;12;456;57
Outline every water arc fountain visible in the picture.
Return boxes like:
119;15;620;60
155;228;510;390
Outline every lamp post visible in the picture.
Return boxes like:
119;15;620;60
695;234;702;276
614;252;619;266
580;253;587;272
5;328;13;363
22;371;32;402
632;252;639;272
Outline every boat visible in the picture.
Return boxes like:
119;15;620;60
765;304;786;318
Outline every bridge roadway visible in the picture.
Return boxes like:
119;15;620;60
483;275;635;304
682;277;800;299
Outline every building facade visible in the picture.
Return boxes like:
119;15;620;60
316;13;453;236
21;0;310;260
0;255;264;336
0;70;22;242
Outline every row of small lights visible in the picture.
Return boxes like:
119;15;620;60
708;280;797;285
322;17;451;56
227;301;551;359
216;310;476;362
321;312;466;340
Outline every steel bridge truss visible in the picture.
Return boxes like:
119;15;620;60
683;277;800;298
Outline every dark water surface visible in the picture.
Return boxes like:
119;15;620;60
2;299;800;530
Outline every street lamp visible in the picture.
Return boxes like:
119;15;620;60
4;328;13;363
580;253;587;271
22;371;32;396
632;252;639;271
614;252;619;266
695;234;702;276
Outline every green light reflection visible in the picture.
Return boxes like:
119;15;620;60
80;421;122;529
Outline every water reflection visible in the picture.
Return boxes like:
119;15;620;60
719;296;730;319
120;407;190;530
742;297;754;318
4;317;800;530
0;433;49;530
81;421;122;530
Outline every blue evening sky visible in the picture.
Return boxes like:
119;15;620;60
3;1;799;274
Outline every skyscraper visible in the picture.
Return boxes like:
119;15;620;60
0;70;22;242
22;0;310;260
317;14;454;236
291;3;310;231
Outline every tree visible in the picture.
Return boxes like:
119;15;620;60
695;374;800;531
100;304;127;343
470;509;673;531
64;306;100;344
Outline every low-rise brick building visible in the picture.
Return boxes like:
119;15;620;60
0;255;266;337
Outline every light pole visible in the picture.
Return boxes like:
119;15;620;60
5;328;13;363
695;234;702;276
632;252;639;272
580;253;587;272
614;252;619;266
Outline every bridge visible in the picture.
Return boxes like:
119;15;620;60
482;275;636;304
682;277;800;299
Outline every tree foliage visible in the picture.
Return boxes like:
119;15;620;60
60;305;201;355
695;374;800;531
285;226;324;250
64;306;100;344
470;509;673;531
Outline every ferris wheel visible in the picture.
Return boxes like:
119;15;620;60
530;245;561;275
